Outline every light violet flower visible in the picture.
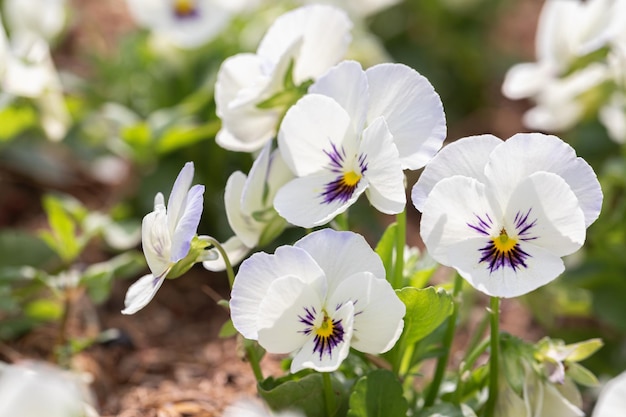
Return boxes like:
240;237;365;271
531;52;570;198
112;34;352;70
412;133;602;298
0;361;97;417
125;0;253;49
214;5;352;152
230;229;405;373
593;371;626;417
274;60;445;228
203;142;293;271
122;162;205;314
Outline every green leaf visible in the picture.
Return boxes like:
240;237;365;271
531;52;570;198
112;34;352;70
375;222;397;283
563;338;603;362
259;373;347;417
347;369;407;417
0;105;37;140
40;195;81;263
218;319;237;338
82;252;146;304
397;287;454;346
0;230;55;268
24;299;63;321
156;121;220;154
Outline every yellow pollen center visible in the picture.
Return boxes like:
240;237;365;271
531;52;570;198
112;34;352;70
174;0;195;16
315;315;334;338
342;171;361;187
493;228;517;252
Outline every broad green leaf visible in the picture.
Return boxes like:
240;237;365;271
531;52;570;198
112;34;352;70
397;287;454;346
156;121;220;154
218;319;237;338
0;105;37;140
0;230;55;268
82;252;145;304
259;373;347;417
40;195;81;263
121;122;152;147
347;369;407;417
375;222;397;282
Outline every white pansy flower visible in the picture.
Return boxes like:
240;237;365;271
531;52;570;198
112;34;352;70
274;60;445;228
203;142;293;271
230;229;405;373
0;361;97;417
125;0;253;49
123;162;205;314
412;133;602;298
3;0;67;42
224;398;305;417
593;371;626;417
215;5;352;152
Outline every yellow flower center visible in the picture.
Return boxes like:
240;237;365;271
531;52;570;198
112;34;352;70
315;314;335;338
493;228;517;253
173;0;196;17
342;170;362;187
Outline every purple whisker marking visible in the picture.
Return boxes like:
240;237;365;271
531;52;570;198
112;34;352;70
467;213;493;236
320;141;369;205
298;306;317;335
324;142;347;173
514;208;538;241
478;240;531;273
312;318;345;360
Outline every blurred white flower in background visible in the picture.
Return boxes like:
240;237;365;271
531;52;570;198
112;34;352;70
0;361;97;417
593;371;626;417
224;398;305;417
2;0;67;43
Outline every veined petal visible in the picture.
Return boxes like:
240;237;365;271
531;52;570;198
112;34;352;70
265;149;295;205
202;236;251;272
485;133;602;226
327;272;405;354
142;206;172;278
273;173;367;228
167;162;195;234
309;60;369;133
121;273;167;315
230;246;326;340
504;172;586;257
412;134;502;212
278;94;354;176
360;116;405;214
420;175;500;267
257;274;326;354
294;229;386;295
365;63;446;170
447;238;565;298
225;171;263;248
170;184;204;263
290;301;354;373
258;5;352;84
241;142;272;217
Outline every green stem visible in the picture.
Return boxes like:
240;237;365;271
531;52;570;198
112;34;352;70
424;274;463;407
454;337;490;403
244;340;264;382
392;209;407;289
484;297;501;417
323;372;336;417
201;236;235;288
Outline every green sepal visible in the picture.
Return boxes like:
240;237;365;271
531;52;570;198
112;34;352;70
166;236;211;279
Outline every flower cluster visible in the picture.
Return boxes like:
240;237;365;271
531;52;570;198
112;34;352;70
502;0;626;143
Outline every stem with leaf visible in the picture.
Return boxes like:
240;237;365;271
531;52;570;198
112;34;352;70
391;209;407;289
483;297;501;417
323;372;336;417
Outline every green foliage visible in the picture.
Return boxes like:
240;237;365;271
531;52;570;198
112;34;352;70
39;195;83;264
347;370;407;417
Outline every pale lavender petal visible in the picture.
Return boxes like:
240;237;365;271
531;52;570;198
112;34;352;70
167;162;195;234
122;273;167;315
170;184;204;263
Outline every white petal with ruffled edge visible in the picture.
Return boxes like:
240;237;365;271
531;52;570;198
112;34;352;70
485;133;602;226
170;184;204;263
230;246;326;339
327;272;405;354
412;134;502;212
167;162;194;233
225;171;263;248
365;63;446;170
121;273;167;315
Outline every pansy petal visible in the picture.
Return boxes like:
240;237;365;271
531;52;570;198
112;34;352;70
328;272;405;354
278;94;354;176
241;142;271;216
170;184;204;263
360;116;405;214
225;171;263;248
412;134;502;211
309;60;369;133
504;172;585;257
295;229;386;294
420;175;500;267
274;173;367;228
501;62;555;99
258;5;352;83
365;63;446;170
121;273;167;315
230;246;326;340
447;238;565;298
593;371;626;417
202;236;251;272
290;302;354;373
167;162;194;233
265;149;295;203
257;275;325;354
142;206;171;278
485;133;602;226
